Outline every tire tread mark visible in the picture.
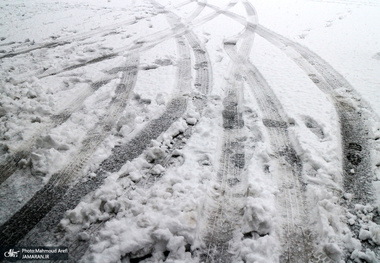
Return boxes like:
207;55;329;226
32;0;237;79
17;8;197;259
0;79;112;186
234;51;321;263
201;88;246;263
61;2;212;260
223;3;326;261
254;27;376;260
150;0;213;96
199;12;251;262
66;97;201;262
199;5;373;259
255;25;374;206
0;54;139;246
1;0;195;60
0;18;137;60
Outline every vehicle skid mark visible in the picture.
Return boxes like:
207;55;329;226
0;54;140;246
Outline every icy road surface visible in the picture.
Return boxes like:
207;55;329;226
0;0;380;262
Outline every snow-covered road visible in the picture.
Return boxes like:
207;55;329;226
0;0;380;262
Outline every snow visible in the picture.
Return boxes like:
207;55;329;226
0;0;379;262
253;0;380;118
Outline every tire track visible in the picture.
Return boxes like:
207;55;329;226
0;19;136;60
227;49;319;262
150;0;212;95
0;41;72;60
35;0;237;80
0;151;29;185
0;78;115;186
0;0;195;60
0;0;223;250
187;32;211;95
200;87;246;263
0;0;211;239
65;98;202;262
0;54;140;246
46;3;213;261
198;4;375;259
13;8;196;256
219;1;328;261
149;3;244;261
0;0;213;186
198;6;254;261
18;96;188;251
254;23;374;208
0;41;16;47
254;25;376;259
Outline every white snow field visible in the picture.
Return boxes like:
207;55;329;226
0;0;379;262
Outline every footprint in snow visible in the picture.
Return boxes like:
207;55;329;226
303;116;325;140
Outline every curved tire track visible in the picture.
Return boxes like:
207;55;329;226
199;5;254;261
200;88;246;263
0;0;221;251
34;0;237;79
255;24;374;207
0;78;114;186
255;25;376;260
0;54;140;246
65;98;203;262
0;19;138;60
55;2;213;261
228;49;319;262
219;1;329;261
12;3;205;258
199;3;376;259
150;0;212;95
0;0;215;185
0;0;196;60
